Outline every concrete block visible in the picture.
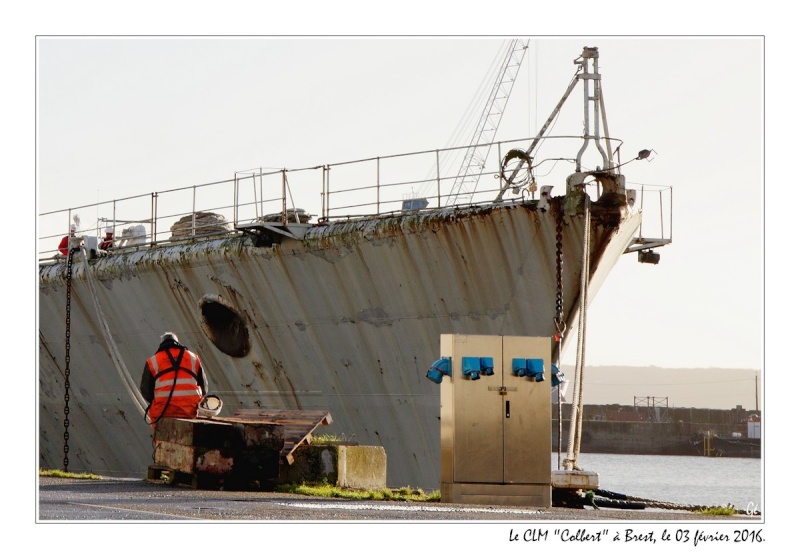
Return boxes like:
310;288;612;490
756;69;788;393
282;445;387;490
337;445;387;491
551;469;599;490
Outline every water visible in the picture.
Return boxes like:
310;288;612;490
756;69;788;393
552;453;762;512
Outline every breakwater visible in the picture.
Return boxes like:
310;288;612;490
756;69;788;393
552;404;761;458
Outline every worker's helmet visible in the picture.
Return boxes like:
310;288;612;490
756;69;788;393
197;395;223;418
160;331;179;344
69;224;77;232
105;226;113;234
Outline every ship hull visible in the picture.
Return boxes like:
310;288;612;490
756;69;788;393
39;199;640;488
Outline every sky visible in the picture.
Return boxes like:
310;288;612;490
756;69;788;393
35;35;763;374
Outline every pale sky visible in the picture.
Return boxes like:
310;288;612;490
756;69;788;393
35;36;763;373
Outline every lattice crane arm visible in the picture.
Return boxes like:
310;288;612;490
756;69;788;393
446;39;529;205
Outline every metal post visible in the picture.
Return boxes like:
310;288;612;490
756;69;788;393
498;142;502;194
638;185;645;238
755;372;759;412
282;169;287;226
326;165;331;219
435;150;441;208
233;174;238;228
151;193;158;245
252;173;258;223
321;165;328;220
192;185;197;237
376;157;381;215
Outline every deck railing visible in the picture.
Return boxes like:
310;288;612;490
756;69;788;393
38;134;671;262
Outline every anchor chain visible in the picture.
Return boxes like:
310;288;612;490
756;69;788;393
554;202;566;335
63;246;79;472
554;201;566;467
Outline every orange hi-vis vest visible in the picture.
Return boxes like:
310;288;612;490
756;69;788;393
146;346;203;423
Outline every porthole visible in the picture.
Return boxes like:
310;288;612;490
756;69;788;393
199;294;251;357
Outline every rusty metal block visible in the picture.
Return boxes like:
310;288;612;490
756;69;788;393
152;417;285;487
240;423;284;450
234;449;282;482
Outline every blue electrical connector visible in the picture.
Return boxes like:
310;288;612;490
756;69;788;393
526;358;545;382
551;362;565;386
462;357;481;380
512;358;527;377
426;357;452;384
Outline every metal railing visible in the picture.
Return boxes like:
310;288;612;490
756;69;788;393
38;133;671;262
626;183;674;253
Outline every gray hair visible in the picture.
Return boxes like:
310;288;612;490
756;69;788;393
160;331;179;344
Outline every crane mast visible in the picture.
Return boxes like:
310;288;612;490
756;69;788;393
445;39;529;205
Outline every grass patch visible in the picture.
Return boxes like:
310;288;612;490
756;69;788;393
310;433;355;444
698;505;736;516
39;469;103;480
276;482;440;502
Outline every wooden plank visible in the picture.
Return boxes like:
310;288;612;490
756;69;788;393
235;409;332;417
232;409;333;464
235;410;332;424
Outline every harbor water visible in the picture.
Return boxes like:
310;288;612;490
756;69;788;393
552;453;762;513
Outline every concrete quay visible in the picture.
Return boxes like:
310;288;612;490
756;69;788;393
37;476;761;523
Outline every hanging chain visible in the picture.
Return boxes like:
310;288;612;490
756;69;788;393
63;246;78;472
554;201;566;335
554;200;566;468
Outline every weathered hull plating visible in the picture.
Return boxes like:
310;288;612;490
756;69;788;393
39;199;640;488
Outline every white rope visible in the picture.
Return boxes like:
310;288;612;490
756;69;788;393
564;195;591;470
74;247;147;412
573;196;592;468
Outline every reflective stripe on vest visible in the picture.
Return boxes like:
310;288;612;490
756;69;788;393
154;377;203;397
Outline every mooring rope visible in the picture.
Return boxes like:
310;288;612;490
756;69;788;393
620;494;752;515
564;196;591;470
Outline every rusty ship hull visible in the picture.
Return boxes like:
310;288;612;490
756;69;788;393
38;199;641;488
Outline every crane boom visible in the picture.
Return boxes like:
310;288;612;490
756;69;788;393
446;39;529;205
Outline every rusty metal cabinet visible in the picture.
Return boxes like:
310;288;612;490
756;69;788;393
439;334;551;506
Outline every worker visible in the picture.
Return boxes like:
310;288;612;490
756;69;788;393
99;226;115;250
58;224;77;255
140;332;207;431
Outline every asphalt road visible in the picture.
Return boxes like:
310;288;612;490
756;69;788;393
37;476;762;523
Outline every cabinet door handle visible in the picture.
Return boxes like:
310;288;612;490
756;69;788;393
506;400;510;418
